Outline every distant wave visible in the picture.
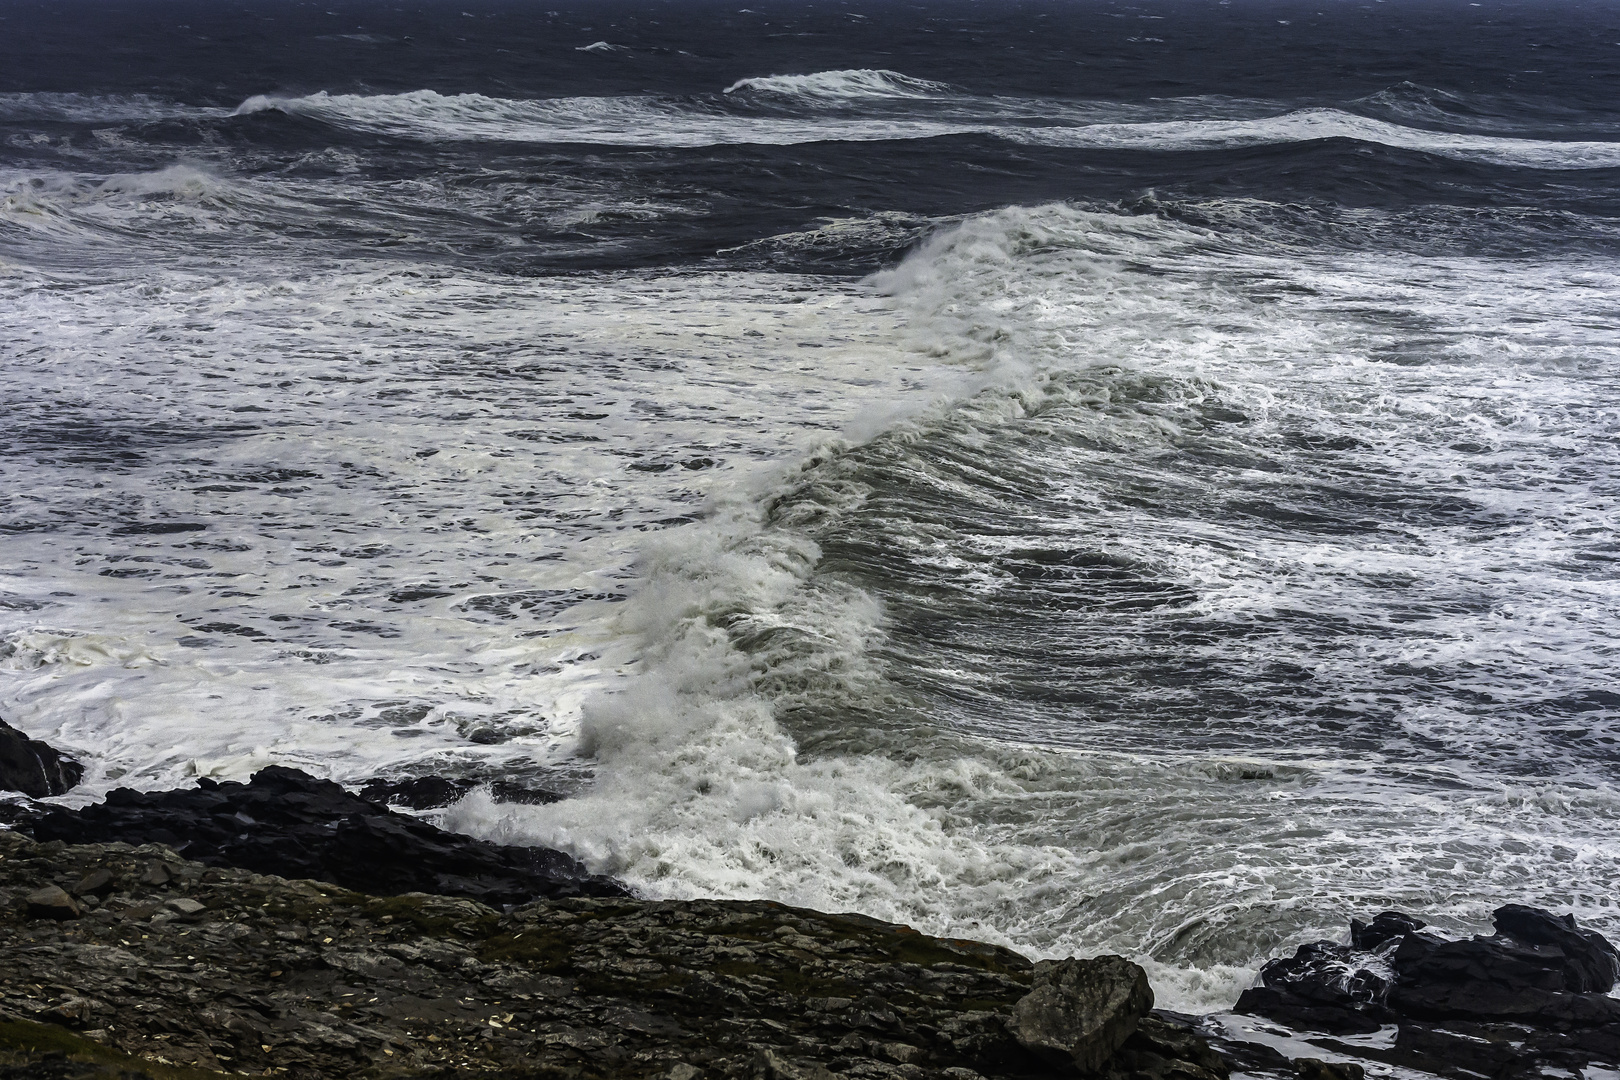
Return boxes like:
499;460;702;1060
1352;81;1616;138
723;68;952;100
1014;108;1620;170
231;88;975;146
230;90;1620;169
0;92;223;123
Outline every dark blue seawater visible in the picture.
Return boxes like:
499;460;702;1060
2;0;1618;1009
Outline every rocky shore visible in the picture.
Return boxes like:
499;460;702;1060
0;827;1241;1080
1;752;1617;1080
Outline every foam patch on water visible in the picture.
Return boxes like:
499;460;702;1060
0;243;975;796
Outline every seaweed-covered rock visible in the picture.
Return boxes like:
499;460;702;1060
0;718;82;799
25;766;623;906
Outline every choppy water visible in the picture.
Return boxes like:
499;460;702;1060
3;0;1619;1011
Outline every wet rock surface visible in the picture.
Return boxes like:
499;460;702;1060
355;778;564;813
0;830;1241;1080
22;768;622;907
1235;905;1620;1080
0;719;82;800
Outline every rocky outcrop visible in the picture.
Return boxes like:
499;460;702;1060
0;831;1237;1080
356;776;564;811
1236;906;1620;1080
0;718;83;799
24;767;624;906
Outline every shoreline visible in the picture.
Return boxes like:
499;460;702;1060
4;766;1617;1080
0;828;1245;1080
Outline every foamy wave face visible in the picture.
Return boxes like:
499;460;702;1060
228;86;1620;168
442;201;1620;1012
0;165;268;248
231;88;982;146
1014;108;1620;169
722;68;953;100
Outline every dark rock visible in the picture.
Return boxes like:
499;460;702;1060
0;718;83;798
69;870;113;897
0;829;1228;1080
1235;905;1620;1080
1389;915;1620;1024
1292;1058;1363;1080
358;774;567;811
1233;939;1393;1035
357;775;476;810
1008;954;1153;1073
24;885;80;920
1493;903;1619;993
1348;910;1425;951
358;774;566;810
25;765;627;906
753;1049;837;1080
1104;1013;1230;1080
487;778;567;805
1232;987;1383;1037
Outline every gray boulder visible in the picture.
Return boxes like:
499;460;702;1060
1009;954;1154;1073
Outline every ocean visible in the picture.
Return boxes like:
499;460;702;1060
3;0;1618;1012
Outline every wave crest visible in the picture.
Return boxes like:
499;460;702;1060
723;69;952;100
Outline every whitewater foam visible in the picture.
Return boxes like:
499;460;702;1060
441;201;1620;1011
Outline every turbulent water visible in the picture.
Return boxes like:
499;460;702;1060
4;0;1620;1011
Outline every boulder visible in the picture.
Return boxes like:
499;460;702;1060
1493;904;1619;993
1008;954;1153;1073
0;717;83;798
24;884;80;920
71;868;115;896
26;765;627;906
1232;939;1394;1035
1349;910;1425;951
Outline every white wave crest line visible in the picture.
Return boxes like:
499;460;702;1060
722;68;953;99
228;92;1620;168
1012;108;1620;169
